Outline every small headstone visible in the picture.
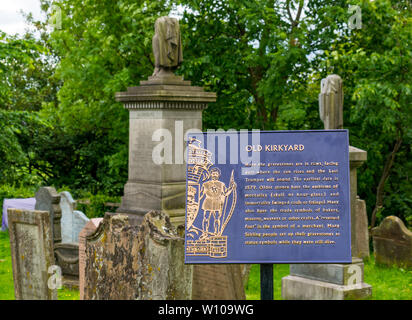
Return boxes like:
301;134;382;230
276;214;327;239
84;211;192;300
60;191;89;243
79;218;103;300
372;216;412;269
35;187;62;244
7;208;57;300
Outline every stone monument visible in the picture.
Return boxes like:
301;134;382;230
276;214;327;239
113;17;246;300
115;16;216;227
372;216;412;269
7;208;57;300
281;74;372;300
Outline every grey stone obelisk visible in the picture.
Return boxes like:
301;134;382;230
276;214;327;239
281;74;372;300
115;17;216;226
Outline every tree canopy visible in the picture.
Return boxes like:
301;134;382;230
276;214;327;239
0;0;410;227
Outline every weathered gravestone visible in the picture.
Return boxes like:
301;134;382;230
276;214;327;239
60;191;89;243
56;191;89;288
79;218;103;300
282;74;372;300
84;211;192;300
372;216;412;269
35;187;62;244
113;16;246;300
7;208;57;300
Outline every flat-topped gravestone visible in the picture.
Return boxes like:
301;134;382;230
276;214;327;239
7;208;57;300
372;216;412;268
35;187;62;244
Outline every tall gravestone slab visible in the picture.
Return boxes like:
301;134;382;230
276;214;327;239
60;191;89;243
84;211;192;300
372;216;412;269
57;191;89;288
79;218;103;300
281;74;371;300
35;187;62;244
7;209;57;300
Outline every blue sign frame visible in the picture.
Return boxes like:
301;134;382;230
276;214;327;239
184;130;351;264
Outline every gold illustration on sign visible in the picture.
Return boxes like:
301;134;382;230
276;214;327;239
186;138;237;258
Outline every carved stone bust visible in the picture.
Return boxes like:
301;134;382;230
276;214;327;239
152;16;183;77
319;74;344;130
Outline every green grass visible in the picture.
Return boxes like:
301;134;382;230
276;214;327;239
0;231;79;300
1;230;411;300
244;258;412;300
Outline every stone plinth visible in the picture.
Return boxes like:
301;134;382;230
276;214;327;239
282;275;372;300
115;73;216;226
282;258;372;300
372;216;412;268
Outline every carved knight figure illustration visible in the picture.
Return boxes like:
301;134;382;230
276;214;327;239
199;167;236;239
152;16;183;76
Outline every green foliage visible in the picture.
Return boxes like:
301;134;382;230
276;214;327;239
0;32;58;111
0;0;409;228
0;231;80;300
75;192;121;219
323;0;412;227
0;110;54;187
244;257;412;300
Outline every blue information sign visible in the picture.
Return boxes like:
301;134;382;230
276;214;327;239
184;130;351;264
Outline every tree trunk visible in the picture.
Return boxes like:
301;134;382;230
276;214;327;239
370;135;403;228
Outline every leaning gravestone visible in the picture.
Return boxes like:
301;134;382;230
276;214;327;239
7;208;57;300
372;216;412;269
84;211;192;300
35;187;62;244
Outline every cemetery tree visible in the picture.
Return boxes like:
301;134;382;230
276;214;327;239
177;0;348;130
0;32;58;112
324;0;412;227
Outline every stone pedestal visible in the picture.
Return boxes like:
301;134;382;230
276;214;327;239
115;73;216;226
282;258;371;300
281;146;372;300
